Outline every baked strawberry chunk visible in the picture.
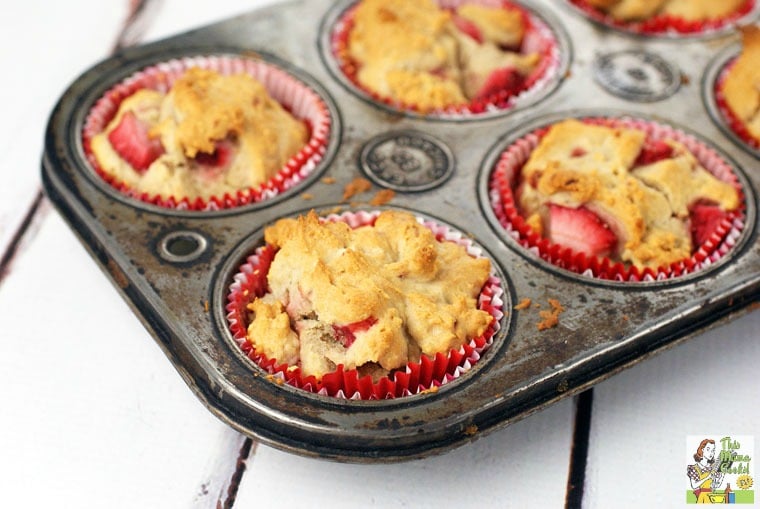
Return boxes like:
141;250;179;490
452;13;483;44
332;317;378;348
107;111;164;172
194;139;234;168
634;139;674;166
548;204;617;258
474;66;524;102
689;201;730;246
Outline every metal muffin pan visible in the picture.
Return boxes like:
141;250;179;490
42;0;760;462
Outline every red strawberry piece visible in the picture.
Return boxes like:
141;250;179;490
474;66;524;102
452;14;483;44
548;204;617;258
570;147;587;157
107;111;164;172
194;139;234;168
332;317;378;348
634;139;674;166
689;201;729;246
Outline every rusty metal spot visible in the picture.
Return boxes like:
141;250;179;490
106;259;130;289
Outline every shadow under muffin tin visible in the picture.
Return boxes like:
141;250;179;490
42;0;760;462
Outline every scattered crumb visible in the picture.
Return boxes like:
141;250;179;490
343;177;372;201
621;315;629;322
369;189;395;206
204;300;209;313
680;73;691;85
537;298;565;331
265;374;285;386
420;385;439;395
464;424;479;436
556;379;569;393
321;176;336;185
301;193;314;200
514;298;532;310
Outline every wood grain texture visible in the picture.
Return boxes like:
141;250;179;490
0;213;238;508
234;399;576;508
0;1;125;258
583;311;760;509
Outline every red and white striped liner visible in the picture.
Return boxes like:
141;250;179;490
488;117;747;282
225;209;505;400
567;0;755;36
329;0;562;119
714;57;760;152
82;55;332;211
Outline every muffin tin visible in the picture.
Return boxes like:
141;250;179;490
42;0;760;462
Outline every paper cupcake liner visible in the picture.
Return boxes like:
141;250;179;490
82;55;332;211
329;0;562;119
714;58;760;152
488;117;747;282
568;0;755;36
225;209;505;400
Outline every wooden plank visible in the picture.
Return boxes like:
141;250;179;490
234;398;577;508
0;210;239;507
0;1;125;258
583;310;759;509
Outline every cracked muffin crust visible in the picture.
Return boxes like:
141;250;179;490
245;210;494;379
90;67;309;201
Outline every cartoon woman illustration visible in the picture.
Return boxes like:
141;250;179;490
687;439;725;503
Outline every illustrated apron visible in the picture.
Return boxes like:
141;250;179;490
693;465;713;503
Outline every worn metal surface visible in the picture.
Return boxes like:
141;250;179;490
42;0;760;462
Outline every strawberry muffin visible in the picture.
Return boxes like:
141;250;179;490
583;0;747;22
572;0;753;34
719;25;760;148
227;209;504;398
89;66;310;204
491;118;743;279
337;0;552;114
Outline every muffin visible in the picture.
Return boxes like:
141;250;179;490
719;25;760;148
490;117;744;280
584;0;747;22
572;0;753;34
335;0;557;114
90;67;307;202
226;210;504;399
83;56;332;210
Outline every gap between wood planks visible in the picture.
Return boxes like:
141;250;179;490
0;0;154;285
565;389;594;509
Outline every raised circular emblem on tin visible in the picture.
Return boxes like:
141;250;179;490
360;131;454;192
592;50;680;102
159;231;208;263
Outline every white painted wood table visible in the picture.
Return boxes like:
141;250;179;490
1;1;757;508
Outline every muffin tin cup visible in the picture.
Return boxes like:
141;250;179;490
566;0;757;38
82;54;333;211
703;46;760;157
325;0;567;120
225;208;506;400
487;114;748;283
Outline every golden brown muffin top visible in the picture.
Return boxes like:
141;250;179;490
585;0;746;22
517;120;740;268
722;25;760;140
247;210;493;378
